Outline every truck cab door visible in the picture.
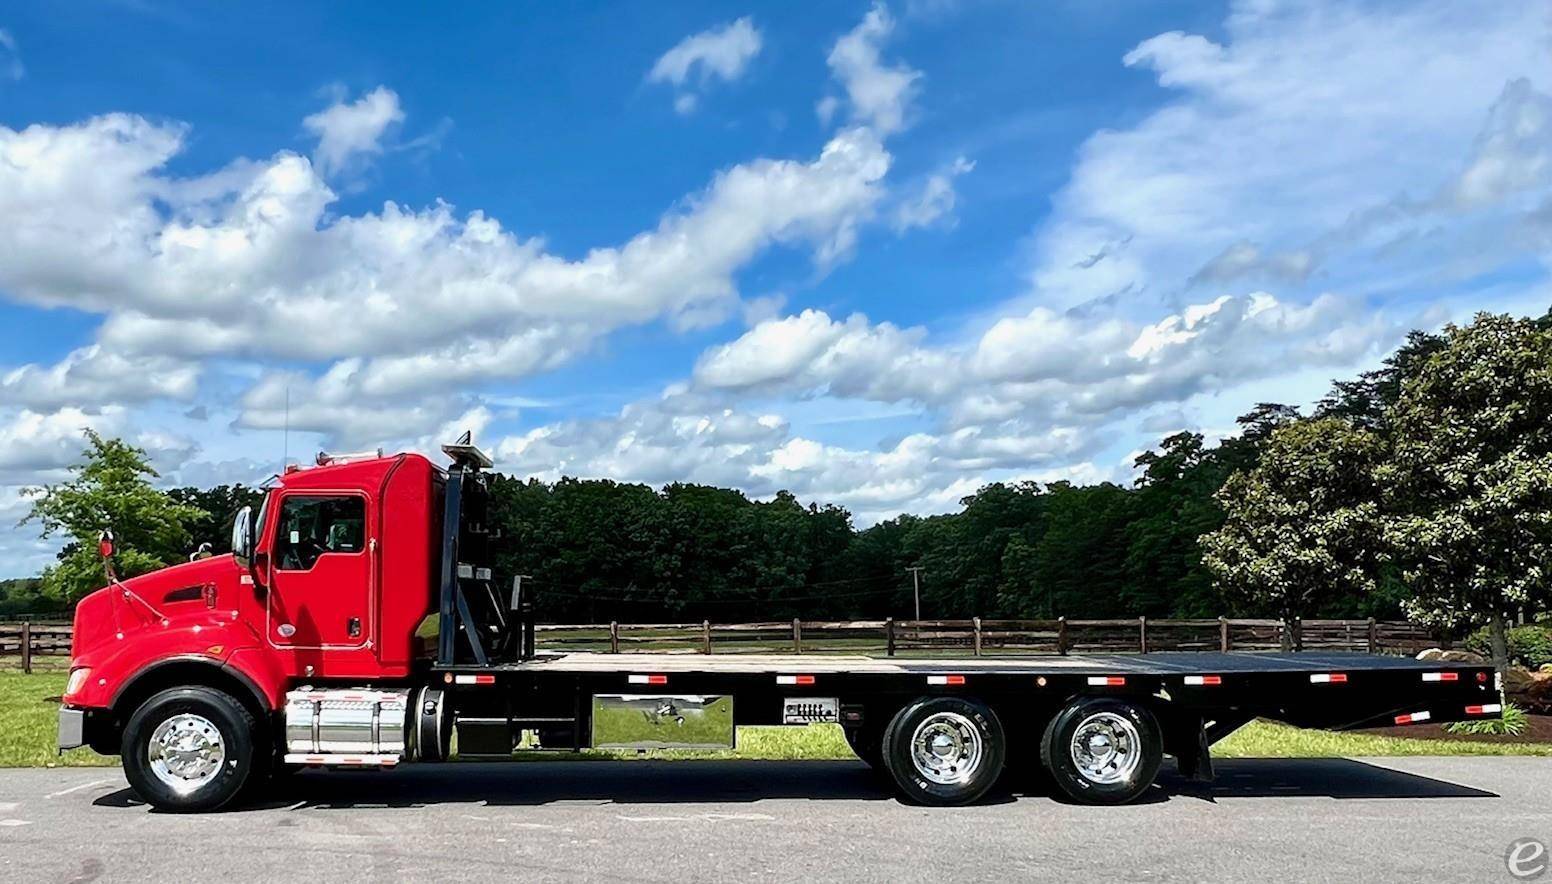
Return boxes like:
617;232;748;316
265;492;374;650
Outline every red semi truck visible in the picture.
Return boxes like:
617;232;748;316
57;440;1504;811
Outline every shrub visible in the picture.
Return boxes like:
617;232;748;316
1464;624;1552;669
1445;702;1529;737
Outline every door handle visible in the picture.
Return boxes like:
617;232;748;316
347;617;361;638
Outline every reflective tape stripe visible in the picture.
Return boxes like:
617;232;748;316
1310;673;1348;684
927;675;965;686
776;675;816;685
1393;711;1431;725
1465;703;1503;715
1183;675;1222;686
1421;672;1459;682
453;674;495;685
1087;676;1126;687
629;674;668;685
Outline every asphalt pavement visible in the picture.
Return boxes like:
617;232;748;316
0;756;1548;882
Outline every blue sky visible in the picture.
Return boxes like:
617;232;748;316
0;1;1549;576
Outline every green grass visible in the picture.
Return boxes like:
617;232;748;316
1215;719;1552;757
0;672;116;768
6;670;1549;768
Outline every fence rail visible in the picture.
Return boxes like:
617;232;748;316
1;617;1439;673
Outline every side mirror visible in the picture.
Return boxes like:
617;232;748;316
231;506;254;567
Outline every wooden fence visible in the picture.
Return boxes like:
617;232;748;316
0;617;1439;672
0;622;72;673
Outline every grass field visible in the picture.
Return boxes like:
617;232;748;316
5;670;1549;769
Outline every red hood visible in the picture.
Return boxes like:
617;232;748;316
71;554;243;659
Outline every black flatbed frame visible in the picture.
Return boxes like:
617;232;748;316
433;650;1499;736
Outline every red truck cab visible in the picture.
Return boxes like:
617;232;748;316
59;451;442;765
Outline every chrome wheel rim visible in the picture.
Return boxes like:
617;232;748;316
909;712;983;785
148;713;225;795
1069;711;1141;785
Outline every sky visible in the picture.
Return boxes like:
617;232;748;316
0;0;1550;577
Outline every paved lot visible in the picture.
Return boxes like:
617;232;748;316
0;757;1548;882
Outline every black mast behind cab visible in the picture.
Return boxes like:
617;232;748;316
436;433;522;665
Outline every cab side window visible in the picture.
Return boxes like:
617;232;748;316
274;495;366;572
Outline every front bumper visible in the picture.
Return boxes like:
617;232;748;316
57;706;85;752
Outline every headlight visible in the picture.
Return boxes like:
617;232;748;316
64;667;91;697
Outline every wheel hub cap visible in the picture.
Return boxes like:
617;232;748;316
910;712;983;785
1070;711;1141;785
148;713;225;795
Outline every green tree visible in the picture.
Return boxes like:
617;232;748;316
22;431;205;602
1379;313;1552;669
1201;417;1387;648
168;485;266;554
1316;330;1445;431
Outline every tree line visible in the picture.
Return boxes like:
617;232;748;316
15;312;1552;663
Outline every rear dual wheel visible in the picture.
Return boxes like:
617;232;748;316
881;696;1006;806
1039;697;1162;805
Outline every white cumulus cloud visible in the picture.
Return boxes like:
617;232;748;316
648;17;763;114
303;86;404;177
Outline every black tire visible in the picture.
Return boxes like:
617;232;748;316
121;687;257;812
1039;697;1162;805
843;723;886;771
881;696;1005;806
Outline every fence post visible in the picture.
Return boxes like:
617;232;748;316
1139;616;1148;654
885;617;895;657
702;620;712;654
1219;617;1230;652
20;621;31;675
973;617;982;656
1056;617;1068;656
609;621;619;654
1367;617;1377;654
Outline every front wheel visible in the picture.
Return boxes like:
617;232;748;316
1039;697;1162;805
121;687;257;812
882;696;1005;806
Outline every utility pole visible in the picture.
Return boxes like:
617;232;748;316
906;566;924;621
